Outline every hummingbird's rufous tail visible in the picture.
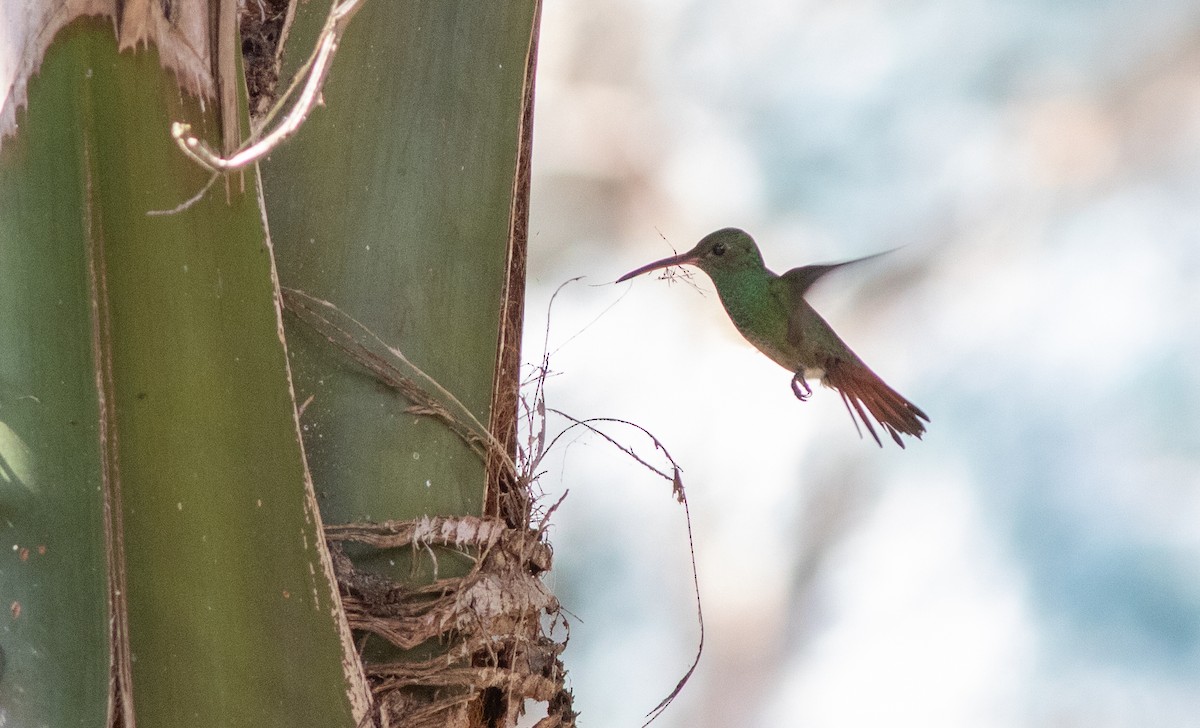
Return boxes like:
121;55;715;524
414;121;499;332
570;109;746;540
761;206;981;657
822;359;929;448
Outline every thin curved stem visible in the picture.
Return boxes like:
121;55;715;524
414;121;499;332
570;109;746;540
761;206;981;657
171;0;366;172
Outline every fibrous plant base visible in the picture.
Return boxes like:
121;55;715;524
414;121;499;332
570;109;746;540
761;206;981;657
328;516;576;728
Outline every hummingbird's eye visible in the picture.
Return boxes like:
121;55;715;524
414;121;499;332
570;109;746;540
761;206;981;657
711;242;727;256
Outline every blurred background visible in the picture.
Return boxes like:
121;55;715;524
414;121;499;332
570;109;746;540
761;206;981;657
522;1;1200;726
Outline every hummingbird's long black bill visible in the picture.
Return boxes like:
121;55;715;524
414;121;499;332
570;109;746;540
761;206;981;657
616;252;697;283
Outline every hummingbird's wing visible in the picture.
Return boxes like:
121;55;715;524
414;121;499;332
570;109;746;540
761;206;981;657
779;249;895;298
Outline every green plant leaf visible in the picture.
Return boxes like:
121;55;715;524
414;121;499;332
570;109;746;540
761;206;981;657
0;18;366;726
263;0;539;526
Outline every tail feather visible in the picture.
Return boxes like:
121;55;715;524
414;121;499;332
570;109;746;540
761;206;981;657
822;358;928;448
838;390;866;441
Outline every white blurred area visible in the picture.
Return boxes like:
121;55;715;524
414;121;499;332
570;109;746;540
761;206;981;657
523;1;1200;726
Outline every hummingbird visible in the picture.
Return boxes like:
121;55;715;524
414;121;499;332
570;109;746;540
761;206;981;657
617;227;928;447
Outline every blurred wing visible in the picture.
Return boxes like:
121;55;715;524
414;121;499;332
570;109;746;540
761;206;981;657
780;249;896;298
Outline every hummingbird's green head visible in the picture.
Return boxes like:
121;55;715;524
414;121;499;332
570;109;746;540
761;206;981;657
616;227;765;283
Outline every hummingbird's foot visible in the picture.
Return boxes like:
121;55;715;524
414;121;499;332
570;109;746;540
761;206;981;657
791;372;813;401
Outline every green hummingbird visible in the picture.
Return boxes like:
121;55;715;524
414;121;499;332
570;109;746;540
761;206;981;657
617;227;928;447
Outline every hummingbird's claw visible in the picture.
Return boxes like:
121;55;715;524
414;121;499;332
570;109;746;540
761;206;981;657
791;372;813;401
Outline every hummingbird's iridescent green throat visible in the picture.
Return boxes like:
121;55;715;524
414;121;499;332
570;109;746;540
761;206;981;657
618;227;929;447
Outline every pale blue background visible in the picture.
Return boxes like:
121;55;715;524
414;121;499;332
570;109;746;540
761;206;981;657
526;1;1200;725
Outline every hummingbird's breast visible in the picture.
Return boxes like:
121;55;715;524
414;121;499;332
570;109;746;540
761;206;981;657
714;273;807;374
